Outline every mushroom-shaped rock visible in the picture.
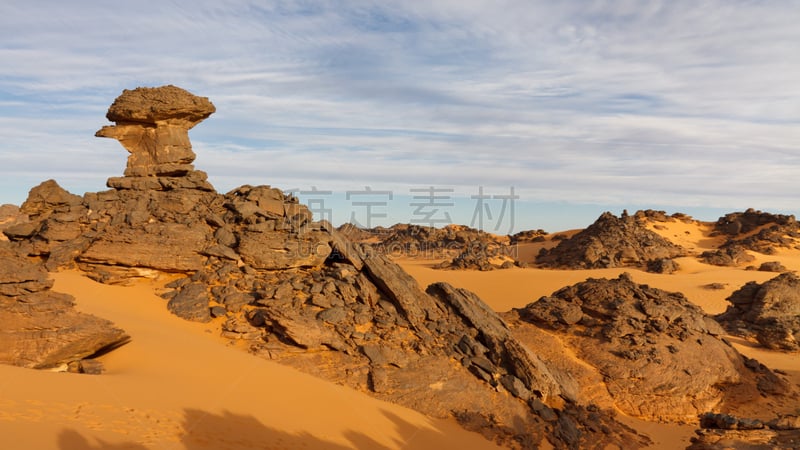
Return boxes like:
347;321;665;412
96;85;215;188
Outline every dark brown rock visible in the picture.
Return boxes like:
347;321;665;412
537;212;686;269
689;413;800;449
758;261;787;273
709;209;800;256
646;258;680;274
167;283;211;322
19;179;83;219
700;244;756;267
516;273;775;421
717;273;800;351
262;308;347;350
427;282;561;401
237;230;331;270
79;224;209;272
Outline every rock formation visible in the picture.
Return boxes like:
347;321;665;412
689;412;800;449
343;223;508;254
699;244;756;267
435;240;518;271
716;273;800;351
96;85;216;190
341;223;519;271
0;204;23;240
536;212;687;270
0;240;129;371
510;274;794;422
710;209;800;256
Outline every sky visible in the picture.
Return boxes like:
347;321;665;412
1;1;799;232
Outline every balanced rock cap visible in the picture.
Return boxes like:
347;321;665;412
105;85;215;126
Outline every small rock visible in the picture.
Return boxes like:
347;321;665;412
317;306;348;324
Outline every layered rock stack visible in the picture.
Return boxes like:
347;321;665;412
97;85;215;191
0;240;129;372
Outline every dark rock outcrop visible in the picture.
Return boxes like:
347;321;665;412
710;209;800;255
716;273;800;351
536;212;686;270
700;244;755;267
757;261;787;273
513;273;793;422
436;241;517;271
689;413;800;449
342;223;508;256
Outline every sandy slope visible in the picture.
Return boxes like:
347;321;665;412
398;219;800;449
0;271;500;450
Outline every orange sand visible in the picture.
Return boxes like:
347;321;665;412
0;271;500;450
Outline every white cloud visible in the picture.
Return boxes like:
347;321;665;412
1;1;799;229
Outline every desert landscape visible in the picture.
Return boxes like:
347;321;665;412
1;86;800;450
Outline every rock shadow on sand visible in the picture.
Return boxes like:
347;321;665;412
57;429;148;450
57;403;482;450
180;408;465;450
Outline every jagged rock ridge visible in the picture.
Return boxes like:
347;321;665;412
342;223;518;270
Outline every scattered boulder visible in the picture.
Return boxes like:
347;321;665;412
510;229;547;244
436;241;516;271
758;261;787;273
716;273;800;351
700;244;756;267
536;212;687;269
646;258;680;274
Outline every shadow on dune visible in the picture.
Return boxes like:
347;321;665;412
57;430;148;450
59;407;471;450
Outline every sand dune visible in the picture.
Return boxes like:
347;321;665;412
0;271;499;450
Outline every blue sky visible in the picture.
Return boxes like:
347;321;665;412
1;1;799;232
